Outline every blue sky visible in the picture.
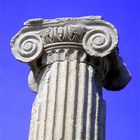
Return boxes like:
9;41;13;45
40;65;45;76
0;0;140;139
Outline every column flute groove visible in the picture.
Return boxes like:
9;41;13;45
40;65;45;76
62;61;69;140
52;61;68;140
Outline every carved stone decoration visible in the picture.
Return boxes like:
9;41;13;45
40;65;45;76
10;16;131;140
11;33;43;62
82;20;118;57
39;26;87;44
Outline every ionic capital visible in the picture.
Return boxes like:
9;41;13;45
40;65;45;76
11;16;131;92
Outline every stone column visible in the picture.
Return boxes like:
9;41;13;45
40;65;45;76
10;16;131;140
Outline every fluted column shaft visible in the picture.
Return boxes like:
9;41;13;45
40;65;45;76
29;60;105;140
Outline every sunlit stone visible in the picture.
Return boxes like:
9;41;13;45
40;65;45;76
10;16;131;140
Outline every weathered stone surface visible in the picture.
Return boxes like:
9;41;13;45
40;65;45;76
10;16;131;140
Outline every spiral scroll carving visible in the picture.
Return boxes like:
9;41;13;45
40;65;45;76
82;21;118;57
11;33;43;62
